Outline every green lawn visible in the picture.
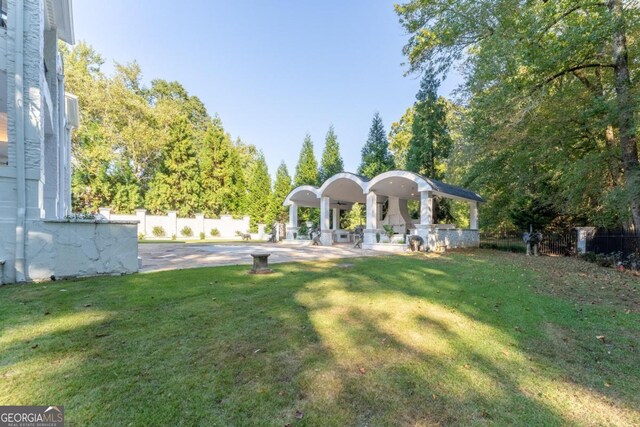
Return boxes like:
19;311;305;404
1;251;638;426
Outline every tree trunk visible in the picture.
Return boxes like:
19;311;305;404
609;0;640;232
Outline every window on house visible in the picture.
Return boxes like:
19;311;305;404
0;70;7;166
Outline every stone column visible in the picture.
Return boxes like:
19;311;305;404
469;201;478;230
320;196;332;245
575;227;596;254
364;192;379;244
99;207;112;221
416;191;434;250
195;213;205;238
257;223;266;239
332;208;340;230
286;202;299;240
135;209;146;236
167;211;178;239
420;191;433;226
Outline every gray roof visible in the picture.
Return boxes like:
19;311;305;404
423;176;485;203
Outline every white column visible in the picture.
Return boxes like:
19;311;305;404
167;211;178;238
469;201;478;230
320;197;332;245
286;203;299;240
99;207;112;221
366;192;378;230
420;191;433;225
135;209;147;236
289;203;298;228
195;213;205;238
332;208;340;230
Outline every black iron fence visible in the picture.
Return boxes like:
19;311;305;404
480;230;577;256
585;231;640;258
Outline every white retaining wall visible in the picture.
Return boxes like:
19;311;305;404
101;209;251;239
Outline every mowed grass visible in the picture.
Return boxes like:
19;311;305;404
1;251;639;426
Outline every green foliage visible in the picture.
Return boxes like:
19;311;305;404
210;228;220;237
180;226;193;237
396;0;640;231
294;135;319;187
152;226;166;237
270;162;293;223
319;125;344;182
199;232;206;240
138;233;145;241
358;113;395;178
406;71;452;180
389;107;414;170
246;152;273;231
342;203;366;230
171;234;176;241
145;116;202;216
382;224;395;240
376;232;381;243
63;42;252;218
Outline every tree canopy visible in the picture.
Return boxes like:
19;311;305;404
358;113;395;178
319;125;344;182
396;0;640;231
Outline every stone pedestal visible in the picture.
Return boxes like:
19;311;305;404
286;226;299;240
320;230;333;245
250;253;272;274
575;227;596;254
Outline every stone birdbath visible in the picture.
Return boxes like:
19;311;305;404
249;252;273;274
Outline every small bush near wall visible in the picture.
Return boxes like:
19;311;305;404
152;226;166;237
199;232;205;240
171;234;176;241
210;228;220;237
181;226;193;237
138;233;145;240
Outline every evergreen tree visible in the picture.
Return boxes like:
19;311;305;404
319;125;344;182
270;162;293;223
145;116;202;216
358;113;395;178
294;134;319;186
246;152;273;231
199;122;246;216
406;71;452;180
389;107;415;170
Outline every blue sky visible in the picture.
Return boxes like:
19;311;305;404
73;0;461;178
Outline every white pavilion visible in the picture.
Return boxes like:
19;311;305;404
283;170;484;251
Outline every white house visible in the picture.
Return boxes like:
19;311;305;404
0;0;138;284
284;170;484;251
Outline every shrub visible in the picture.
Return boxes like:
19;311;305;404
138;233;145;240
152;226;166;237
199;232;205;240
171;234;176;241
299;223;308;237
382;224;395;240
210;228;220;237
180;226;193;237
376;232;381;243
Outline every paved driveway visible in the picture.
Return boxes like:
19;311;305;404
138;242;384;273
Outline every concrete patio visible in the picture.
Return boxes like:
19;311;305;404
138;242;385;273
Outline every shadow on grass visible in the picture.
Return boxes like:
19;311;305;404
0;252;638;426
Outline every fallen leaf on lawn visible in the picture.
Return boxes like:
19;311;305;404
278;390;285;396
432;394;436;400
596;335;606;343
463;364;471;369
44;312;50;315
295;410;304;419
84;304;92;307
95;333;110;338
31;344;38;349
605;382;611;387
501;350;510;356
359;367;366;374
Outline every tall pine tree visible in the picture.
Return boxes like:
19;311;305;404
358;112;395;178
319;125;344;182
145;115;202;216
406;71;452;180
246;152;273;231
294;134;319;187
270;162;293;223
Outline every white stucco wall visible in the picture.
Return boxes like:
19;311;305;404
430;229;480;250
25;220;139;281
105;210;251;239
